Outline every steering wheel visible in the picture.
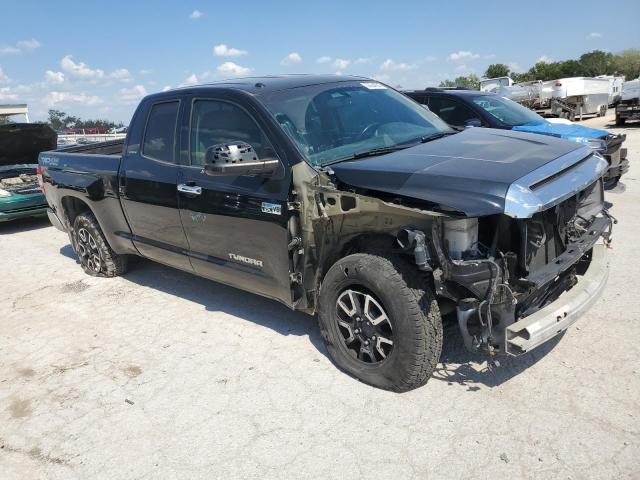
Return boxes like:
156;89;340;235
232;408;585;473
356;123;381;142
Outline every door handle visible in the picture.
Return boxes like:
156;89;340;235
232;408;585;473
177;183;202;195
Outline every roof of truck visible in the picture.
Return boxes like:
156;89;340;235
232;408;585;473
404;88;492;97
170;74;371;95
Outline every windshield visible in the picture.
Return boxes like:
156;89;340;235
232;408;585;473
471;95;543;127
260;81;452;166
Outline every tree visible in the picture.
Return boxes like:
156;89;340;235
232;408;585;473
485;63;510;79
613;49;640;80
439;74;480;90
47;109;78;131
46;109;124;131
579;50;615;77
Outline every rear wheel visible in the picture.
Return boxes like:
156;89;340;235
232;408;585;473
318;253;442;392
72;212;128;277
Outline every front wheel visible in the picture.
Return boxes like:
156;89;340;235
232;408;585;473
72;212;128;277
318;253;442;392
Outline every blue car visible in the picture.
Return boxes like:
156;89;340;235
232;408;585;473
405;88;628;188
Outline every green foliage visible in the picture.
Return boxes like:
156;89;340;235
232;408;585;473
443;50;640;90
613;49;640;81
485;63;510;79
439;74;480;90
47;109;124;131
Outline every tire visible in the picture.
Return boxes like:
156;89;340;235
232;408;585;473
318;253;442;392
71;212;128;277
604;175;621;190
615;116;626;126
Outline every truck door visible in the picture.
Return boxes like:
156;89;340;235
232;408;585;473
119;99;193;271
177;98;294;306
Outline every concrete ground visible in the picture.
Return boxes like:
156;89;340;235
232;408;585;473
1;112;639;480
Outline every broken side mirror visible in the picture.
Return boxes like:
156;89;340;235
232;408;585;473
203;141;279;177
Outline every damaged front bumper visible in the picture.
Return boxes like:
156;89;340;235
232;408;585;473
505;242;608;355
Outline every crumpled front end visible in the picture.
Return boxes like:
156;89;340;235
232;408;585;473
411;148;614;356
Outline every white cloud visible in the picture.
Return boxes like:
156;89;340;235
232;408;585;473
0;38;41;55
455;64;468;72
59;55;132;83
588;32;602;39
0;87;18;101
217;62;252;76
45;91;103;107
119;85;147;104
537;55;553;63
424;55;437;62
281;52;302;66
60;55;105;80
162;85;172;92
0;66;9;84
213;44;248;57
333;58;351;70
317;56;332;64
190;10;203;19
380;59;416;71
139;69;153;75
354;57;372;65
448;51;480;62
180;73;200;86
110;68;131;81
45;70;65;84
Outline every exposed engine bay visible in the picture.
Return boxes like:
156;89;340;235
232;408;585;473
404;179;613;356
0;169;40;195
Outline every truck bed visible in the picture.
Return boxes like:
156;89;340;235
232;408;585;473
57;138;125;156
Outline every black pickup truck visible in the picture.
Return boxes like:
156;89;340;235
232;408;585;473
40;75;613;391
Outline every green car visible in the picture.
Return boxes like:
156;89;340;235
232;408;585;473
0;123;56;222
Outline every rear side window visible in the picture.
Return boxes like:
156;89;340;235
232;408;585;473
428;97;477;127
142;101;179;162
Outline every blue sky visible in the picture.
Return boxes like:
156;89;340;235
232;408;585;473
1;0;638;122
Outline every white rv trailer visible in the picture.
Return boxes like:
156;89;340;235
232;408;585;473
621;78;640;102
596;75;626;105
550;77;610;120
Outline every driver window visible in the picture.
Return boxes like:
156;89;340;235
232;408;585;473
190;100;275;165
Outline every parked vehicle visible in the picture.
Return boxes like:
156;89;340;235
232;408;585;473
549;77;610;120
616;78;640;125
481;77;554;110
40;75;613;391
0;122;57;221
596;75;625;106
404;88;628;188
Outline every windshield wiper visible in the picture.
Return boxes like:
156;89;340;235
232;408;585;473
418;131;457;143
325;145;409;165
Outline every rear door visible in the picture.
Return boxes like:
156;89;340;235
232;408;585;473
177;97;294;305
426;95;481;128
119;98;192;271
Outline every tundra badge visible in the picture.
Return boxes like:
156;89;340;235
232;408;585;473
261;202;281;215
228;253;264;268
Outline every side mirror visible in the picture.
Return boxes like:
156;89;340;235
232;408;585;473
203;141;279;177
464;118;482;128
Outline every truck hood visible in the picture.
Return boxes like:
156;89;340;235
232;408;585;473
330;128;589;217
0;123;57;167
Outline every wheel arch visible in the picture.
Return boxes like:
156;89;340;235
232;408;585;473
60;195;92;229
